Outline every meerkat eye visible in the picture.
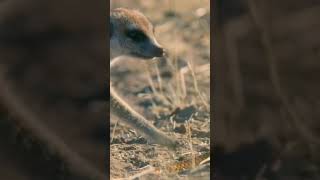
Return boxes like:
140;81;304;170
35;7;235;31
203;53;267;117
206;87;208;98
126;29;147;42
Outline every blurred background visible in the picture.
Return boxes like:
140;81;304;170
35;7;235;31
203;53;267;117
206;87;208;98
214;0;320;179
0;0;107;179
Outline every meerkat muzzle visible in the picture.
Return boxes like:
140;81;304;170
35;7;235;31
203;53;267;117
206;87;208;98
152;46;165;57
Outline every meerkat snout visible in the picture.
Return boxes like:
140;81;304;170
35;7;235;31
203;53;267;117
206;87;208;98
110;8;165;59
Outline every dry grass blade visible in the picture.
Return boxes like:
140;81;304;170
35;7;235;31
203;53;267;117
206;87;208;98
187;60;210;111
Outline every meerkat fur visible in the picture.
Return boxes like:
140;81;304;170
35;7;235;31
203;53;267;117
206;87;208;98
109;8;177;148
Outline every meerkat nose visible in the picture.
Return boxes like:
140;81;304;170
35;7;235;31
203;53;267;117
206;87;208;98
159;47;166;57
162;48;168;57
152;46;165;57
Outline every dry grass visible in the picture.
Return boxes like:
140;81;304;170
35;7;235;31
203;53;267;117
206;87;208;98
110;0;210;179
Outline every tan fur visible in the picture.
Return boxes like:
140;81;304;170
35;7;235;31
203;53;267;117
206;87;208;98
110;8;177;148
110;8;164;59
112;8;151;34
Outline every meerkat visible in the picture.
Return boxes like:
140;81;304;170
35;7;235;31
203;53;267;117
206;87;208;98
110;8;178;148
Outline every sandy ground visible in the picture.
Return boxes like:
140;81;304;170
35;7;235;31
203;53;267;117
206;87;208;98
110;0;210;179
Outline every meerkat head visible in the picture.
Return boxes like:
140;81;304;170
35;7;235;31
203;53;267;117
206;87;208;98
110;8;165;59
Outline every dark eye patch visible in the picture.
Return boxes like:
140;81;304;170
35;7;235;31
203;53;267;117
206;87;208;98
125;29;147;42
